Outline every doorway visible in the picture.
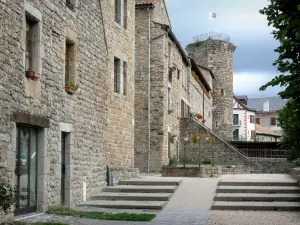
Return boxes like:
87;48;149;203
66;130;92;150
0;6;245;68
15;126;38;214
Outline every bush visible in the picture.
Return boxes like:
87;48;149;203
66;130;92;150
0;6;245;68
293;158;300;167
0;181;20;214
168;156;178;166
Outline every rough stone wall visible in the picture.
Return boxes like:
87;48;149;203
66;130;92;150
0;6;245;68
152;0;171;26
179;118;246;165
0;0;135;221
187;40;236;140
101;0;135;168
189;75;213;129
134;5;189;172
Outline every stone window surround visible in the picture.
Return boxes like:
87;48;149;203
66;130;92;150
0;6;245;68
64;27;78;87
24;2;42;77
66;0;79;13
58;123;74;207
10;117;49;212
114;0;127;28
113;50;128;96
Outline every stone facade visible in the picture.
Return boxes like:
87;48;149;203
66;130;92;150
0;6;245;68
0;0;136;222
187;39;236;140
135;1;193;172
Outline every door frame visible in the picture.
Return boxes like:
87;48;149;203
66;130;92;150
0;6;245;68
14;125;38;215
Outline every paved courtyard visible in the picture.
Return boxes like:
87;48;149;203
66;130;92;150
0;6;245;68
15;174;300;225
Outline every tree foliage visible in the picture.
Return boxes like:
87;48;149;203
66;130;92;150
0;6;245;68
0;182;20;214
260;0;300;159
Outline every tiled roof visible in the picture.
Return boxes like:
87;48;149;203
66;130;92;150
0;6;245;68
136;0;158;5
256;123;281;137
248;96;287;112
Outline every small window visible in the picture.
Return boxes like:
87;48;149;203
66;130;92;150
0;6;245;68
66;0;74;10
168;87;172;112
270;118;276;126
65;41;76;86
215;121;218;128
123;61;127;95
221;89;224;96
233;114;239;125
168;43;172;68
124;0;127;29
115;0;121;24
256;118;260;125
114;57;121;93
177;69;180;80
25;19;34;72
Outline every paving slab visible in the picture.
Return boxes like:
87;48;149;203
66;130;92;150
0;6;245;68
206;210;300;225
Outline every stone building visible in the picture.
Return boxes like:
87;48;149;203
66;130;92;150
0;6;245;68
0;0;136;222
233;96;256;141
134;0;215;172
187;37;236;140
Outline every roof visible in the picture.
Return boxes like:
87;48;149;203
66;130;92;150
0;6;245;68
236;95;248;100
154;22;190;66
248;96;287;112
135;0;171;28
190;58;211;91
256;123;281;137
233;96;256;112
198;64;215;79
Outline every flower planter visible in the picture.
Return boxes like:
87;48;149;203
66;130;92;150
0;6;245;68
65;86;76;94
26;71;40;79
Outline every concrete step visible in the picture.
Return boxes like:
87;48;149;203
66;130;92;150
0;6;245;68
118;180;182;186
219;180;298;187
104;185;178;193
80;200;167;210
216;186;300;194
214;193;300;202
91;192;172;201
211;201;300;211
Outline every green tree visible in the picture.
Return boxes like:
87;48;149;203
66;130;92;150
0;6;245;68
260;0;300;159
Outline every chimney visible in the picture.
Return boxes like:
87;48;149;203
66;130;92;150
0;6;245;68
263;100;269;112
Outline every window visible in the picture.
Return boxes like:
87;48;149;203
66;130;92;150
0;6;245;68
65;41;76;86
114;57;121;93
180;100;190;117
177;69;180;80
115;0;127;28
221;89;224;96
233;114;239;125
25;19;34;72
168;42;172;68
168;87;172;112
66;0;74;10
123;61;127;95
233;129;239;140
271;118;277;126
25;15;41;78
256;118;260;125
251;130;255;140
250;115;254;123
215;121;218;128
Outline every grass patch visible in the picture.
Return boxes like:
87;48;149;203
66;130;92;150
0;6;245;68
47;207;156;222
14;222;67;225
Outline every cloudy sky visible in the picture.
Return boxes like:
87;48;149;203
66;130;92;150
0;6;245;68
165;0;283;97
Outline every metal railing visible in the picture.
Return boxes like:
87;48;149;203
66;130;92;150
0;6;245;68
238;148;288;158
193;32;230;43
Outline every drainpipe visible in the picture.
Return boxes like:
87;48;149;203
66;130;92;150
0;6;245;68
147;8;151;173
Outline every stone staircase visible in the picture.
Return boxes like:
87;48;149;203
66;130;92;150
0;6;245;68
212;179;300;211
80;179;181;210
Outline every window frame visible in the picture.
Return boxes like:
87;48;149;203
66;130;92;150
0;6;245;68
270;117;277;126
114;57;121;93
25;19;34;72
123;61;127;95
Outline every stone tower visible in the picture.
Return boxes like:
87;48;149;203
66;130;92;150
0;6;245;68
187;35;236;140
